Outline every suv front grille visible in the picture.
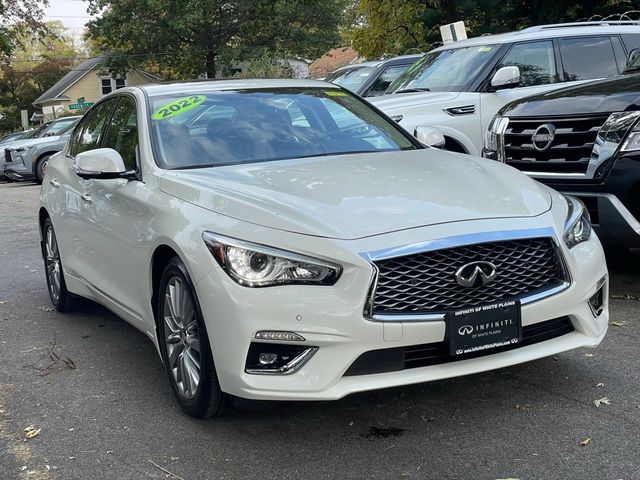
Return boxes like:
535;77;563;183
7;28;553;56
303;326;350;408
369;238;565;316
4;149;12;164
503;116;609;174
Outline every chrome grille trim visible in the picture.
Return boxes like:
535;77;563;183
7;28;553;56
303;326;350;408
361;228;571;322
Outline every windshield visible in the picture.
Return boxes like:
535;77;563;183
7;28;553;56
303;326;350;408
148;87;417;169
57;119;80;135
0;132;25;143
42;117;79;136
386;45;499;93
325;66;377;92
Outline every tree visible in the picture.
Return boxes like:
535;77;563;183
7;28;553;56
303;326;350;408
349;0;640;58
85;0;346;79
0;0;50;57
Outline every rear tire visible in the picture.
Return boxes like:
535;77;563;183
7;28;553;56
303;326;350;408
42;218;74;312
35;154;51;184
157;257;231;418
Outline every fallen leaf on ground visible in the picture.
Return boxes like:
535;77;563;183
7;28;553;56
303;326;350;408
594;397;610;407
610;321;625;327
24;425;41;439
580;438;591;446
584;353;594;357
0;301;6;304
610;293;640;301
515;404;531;411
37;306;54;312
596;383;604;388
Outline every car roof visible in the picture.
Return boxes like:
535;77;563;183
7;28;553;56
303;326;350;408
138;79;340;96
331;54;423;74
433;22;640;51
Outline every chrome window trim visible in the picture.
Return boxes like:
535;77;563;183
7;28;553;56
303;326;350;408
360;228;572;322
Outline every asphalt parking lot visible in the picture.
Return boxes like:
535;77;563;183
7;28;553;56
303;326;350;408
0;182;638;480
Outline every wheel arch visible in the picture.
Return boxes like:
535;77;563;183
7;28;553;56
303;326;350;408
32;151;58;174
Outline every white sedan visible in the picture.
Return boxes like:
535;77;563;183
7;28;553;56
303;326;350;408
39;79;609;418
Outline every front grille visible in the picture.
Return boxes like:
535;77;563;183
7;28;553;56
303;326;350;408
344;317;574;376
370;238;565;315
503;116;608;174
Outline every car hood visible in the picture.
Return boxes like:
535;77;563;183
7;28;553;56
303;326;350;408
158;149;551;240
3;135;63;150
501;73;640;117
368;91;462;113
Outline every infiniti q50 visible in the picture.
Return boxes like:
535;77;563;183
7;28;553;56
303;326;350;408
39;80;608;417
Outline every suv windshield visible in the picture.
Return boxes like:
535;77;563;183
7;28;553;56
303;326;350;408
325;66;377;92
148;87;417;169
386;45;499;93
42;117;79;136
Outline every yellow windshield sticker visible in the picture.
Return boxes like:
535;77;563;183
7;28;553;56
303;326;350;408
325;90;347;97
478;46;492;52
152;95;206;120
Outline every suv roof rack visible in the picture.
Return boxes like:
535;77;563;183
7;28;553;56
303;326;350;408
521;20;640;32
521;11;640;32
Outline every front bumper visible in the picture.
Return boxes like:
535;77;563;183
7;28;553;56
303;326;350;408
5;163;35;182
194;220;609;401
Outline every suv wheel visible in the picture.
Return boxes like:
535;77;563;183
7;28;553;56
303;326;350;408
157;257;230;418
35;154;51;184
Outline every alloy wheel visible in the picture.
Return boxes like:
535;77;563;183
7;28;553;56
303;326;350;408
163;276;202;400
45;225;61;303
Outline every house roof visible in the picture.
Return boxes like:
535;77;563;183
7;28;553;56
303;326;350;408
309;46;359;78
33;56;108;107
33;56;161;107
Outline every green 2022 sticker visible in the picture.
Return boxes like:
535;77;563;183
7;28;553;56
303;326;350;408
152;95;206;120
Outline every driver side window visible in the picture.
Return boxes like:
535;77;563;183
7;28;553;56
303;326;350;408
69;99;117;157
498;41;559;87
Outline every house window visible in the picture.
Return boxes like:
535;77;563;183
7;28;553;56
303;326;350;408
100;76;127;96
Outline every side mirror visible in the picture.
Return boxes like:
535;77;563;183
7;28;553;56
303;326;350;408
490;66;520;90
75;148;131;180
414;125;446;148
627;48;640;68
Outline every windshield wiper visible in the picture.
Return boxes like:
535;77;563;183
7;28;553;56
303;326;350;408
395;87;431;94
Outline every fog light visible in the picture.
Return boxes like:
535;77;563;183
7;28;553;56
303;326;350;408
245;342;318;375
588;277;607;317
254;331;305;342
258;353;278;365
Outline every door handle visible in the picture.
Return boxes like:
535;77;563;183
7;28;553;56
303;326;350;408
49;178;60;188
81;193;92;203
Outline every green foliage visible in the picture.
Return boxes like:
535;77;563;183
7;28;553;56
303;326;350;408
86;0;345;79
0;21;77;132
350;0;640;58
233;50;295;79
0;0;50;58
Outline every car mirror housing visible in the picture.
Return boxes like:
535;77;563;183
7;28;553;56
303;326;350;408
75;148;132;180
490;66;521;90
414;125;446;148
627;48;640;68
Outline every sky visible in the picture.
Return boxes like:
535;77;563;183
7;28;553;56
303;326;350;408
42;0;97;43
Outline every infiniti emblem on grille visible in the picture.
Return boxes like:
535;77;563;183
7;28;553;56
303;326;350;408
532;123;556;151
455;261;498;288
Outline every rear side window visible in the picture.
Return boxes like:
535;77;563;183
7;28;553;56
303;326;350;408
559;36;619;81
622;34;640;53
498;41;559;87
103;96;138;171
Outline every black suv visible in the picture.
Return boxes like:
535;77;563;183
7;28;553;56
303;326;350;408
483;53;640;247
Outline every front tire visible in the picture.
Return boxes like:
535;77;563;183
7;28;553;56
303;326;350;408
35;154;51;184
157;257;230;418
42;218;74;312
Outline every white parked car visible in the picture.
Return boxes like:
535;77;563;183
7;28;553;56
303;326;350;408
39;80;609;418
369;21;640;155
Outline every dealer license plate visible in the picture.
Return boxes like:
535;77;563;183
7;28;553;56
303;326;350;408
446;300;522;356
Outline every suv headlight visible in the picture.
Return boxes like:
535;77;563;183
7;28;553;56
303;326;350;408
15;145;35;153
202;233;342;287
563;196;592;249
620;118;640;152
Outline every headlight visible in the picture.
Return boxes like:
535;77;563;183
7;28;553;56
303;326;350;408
15;145;35;153
621;118;640;152
202;232;342;287
562;196;592;249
